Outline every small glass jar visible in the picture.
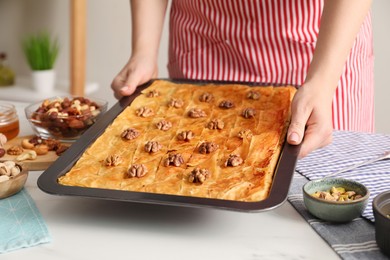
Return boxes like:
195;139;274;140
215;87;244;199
0;103;19;140
0;52;15;86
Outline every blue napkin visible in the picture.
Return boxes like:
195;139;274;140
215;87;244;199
296;130;390;222
287;130;390;259
0;188;50;254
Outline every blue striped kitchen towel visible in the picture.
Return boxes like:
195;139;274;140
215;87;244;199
288;173;388;260
296;130;390;222
0;188;51;254
287;130;390;259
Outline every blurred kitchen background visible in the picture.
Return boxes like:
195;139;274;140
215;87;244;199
0;0;389;134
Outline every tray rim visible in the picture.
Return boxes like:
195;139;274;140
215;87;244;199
37;78;301;212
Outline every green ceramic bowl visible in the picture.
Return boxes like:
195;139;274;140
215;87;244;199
303;178;369;223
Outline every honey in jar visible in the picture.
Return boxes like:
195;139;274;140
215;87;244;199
0;103;19;140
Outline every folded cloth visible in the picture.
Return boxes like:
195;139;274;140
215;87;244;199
288;173;388;260
0;188;50;254
296;130;390;222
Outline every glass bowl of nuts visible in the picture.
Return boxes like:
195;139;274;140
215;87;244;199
302;178;370;223
0;160;28;199
25;96;108;142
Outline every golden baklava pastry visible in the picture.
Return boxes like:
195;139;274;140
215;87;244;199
58;80;296;202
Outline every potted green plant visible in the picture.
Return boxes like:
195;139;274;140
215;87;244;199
22;32;60;93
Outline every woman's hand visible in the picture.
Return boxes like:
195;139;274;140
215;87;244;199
111;54;158;99
287;83;334;158
111;0;168;99
286;0;372;158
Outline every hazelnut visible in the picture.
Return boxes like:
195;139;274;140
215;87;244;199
34;144;49;155
28;136;44;146
44;138;61;151
55;145;69;156
68;119;85;129
0;148;5;158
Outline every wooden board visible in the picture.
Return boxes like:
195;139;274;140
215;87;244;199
1;135;65;171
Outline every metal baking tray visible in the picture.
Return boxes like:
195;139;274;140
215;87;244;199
37;79;300;212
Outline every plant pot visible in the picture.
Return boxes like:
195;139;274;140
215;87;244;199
31;69;56;93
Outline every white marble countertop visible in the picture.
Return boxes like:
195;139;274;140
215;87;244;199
3;100;339;260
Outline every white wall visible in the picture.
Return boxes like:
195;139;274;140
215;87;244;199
0;0;389;134
372;0;390;134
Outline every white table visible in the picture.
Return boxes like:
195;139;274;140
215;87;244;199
3;100;339;260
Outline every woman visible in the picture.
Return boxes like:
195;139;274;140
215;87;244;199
111;0;374;158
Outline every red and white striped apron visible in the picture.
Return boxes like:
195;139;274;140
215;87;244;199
168;0;374;132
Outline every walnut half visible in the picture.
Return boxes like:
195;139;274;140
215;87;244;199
127;164;148;178
121;128;140;140
207;119;224;130
168;98;184;108
238;129;253;139
246;90;260;100
188;168;211;184
146;89;160;97
105;154;122;167
163;153;184;167
199;92;214;103
225;154;243;167
219;100;234;109
144;141;162;153
242;108;256;119
177;130;194;142
136;106;154;117
188;108;207;118
7;146;23;156
156;120;172;131
198;142;219;154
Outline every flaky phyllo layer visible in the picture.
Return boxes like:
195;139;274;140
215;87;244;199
58;80;295;202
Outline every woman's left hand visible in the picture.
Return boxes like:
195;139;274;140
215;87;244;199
286;83;334;158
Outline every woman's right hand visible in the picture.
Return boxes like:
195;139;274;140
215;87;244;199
111;54;158;99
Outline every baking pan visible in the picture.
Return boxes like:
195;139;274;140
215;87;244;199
37;79;301;212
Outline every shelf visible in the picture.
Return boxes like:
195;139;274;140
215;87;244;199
0;77;99;102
